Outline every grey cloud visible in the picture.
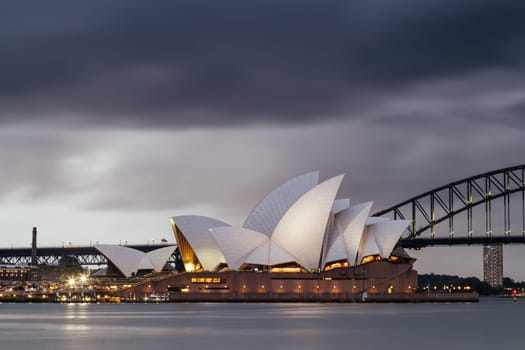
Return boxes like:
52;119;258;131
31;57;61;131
510;101;525;119
1;1;525;280
0;127;97;200
1;0;524;127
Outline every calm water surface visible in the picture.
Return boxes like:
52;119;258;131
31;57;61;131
0;299;523;350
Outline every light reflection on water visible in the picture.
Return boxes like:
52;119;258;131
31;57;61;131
0;299;523;350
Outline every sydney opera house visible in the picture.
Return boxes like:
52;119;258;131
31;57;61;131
122;171;418;301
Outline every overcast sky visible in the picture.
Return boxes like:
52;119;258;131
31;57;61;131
1;1;524;278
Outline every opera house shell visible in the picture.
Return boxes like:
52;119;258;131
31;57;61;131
171;172;411;273
94;245;177;278
157;172;419;301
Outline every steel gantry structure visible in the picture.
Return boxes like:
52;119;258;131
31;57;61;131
373;164;525;249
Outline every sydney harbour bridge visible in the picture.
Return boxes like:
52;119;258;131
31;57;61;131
0;164;523;267
373;164;525;248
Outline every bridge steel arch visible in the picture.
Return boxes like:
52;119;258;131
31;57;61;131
373;164;525;249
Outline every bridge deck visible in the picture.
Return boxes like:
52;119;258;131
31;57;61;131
0;244;176;257
0;244;177;266
400;236;525;249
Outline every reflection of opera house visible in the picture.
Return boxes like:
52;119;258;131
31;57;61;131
131;172;417;301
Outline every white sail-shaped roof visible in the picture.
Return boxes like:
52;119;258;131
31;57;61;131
210;227;268;270
243;171;319;236
95;245;176;277
334;202;374;266
323;234;347;264
137;255;155;270
170;215;230;271
243;239;296;266
143;246;177;271
95;245;145;278
322;211;342;265
244;239;271;266
357;228;381;264
269;240;297;265
366;220;411;258
272;174;344;270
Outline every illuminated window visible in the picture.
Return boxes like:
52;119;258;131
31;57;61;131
361;255;381;265
191;277;226;284
324;261;349;271
271;267;303;273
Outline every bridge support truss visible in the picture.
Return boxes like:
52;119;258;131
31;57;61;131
373;165;525;248
0;245;180;268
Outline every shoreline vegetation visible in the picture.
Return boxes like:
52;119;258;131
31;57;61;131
418;274;524;296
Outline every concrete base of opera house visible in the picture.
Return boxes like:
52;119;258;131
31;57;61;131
113;260;480;302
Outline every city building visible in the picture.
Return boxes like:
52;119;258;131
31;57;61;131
140;172;420;301
483;243;503;287
0;265;30;281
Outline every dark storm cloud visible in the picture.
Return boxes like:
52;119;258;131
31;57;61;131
1;0;524;127
510;101;525;119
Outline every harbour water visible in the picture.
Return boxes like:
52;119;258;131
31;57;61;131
0;299;523;350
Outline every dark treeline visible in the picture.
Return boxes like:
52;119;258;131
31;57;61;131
418;274;525;295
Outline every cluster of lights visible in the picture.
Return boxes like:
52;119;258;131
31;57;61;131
67;274;88;288
422;284;472;292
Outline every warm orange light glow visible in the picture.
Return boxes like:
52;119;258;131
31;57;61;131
324;261;349;271
361;255;381;265
191;277;225;284
271;267;302;273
